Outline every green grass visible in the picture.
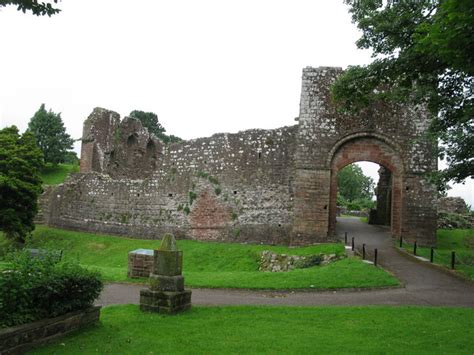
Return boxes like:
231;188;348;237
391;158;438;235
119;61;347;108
40;163;79;185
1;226;399;289
32;305;474;354
401;229;474;279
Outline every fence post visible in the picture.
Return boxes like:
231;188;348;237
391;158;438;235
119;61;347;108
451;251;455;270
374;248;378;266
399;236;403;248
351;237;355;251
362;243;366;260
344;232;347;245
430;248;434;263
413;241;417;256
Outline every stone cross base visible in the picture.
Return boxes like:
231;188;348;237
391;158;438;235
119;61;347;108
139;289;192;314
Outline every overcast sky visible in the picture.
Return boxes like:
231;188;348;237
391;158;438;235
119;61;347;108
0;0;472;206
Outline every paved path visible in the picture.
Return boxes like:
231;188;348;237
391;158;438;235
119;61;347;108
97;218;474;307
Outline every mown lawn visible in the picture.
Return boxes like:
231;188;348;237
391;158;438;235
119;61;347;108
40;163;79;185
1;226;399;289
32;305;474;354
401;229;474;279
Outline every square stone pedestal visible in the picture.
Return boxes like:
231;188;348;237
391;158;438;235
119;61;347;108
140;289;192;314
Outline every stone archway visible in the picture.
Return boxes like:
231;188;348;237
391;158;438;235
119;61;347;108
328;134;404;239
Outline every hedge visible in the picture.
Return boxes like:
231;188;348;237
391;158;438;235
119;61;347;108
0;251;103;328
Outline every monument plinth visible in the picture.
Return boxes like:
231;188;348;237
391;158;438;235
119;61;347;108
139;234;192;314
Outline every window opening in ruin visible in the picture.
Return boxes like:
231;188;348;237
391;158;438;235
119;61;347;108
146;140;155;153
258;152;262;159
336;162;392;227
233;191;238;195
127;134;138;146
137;193;140;197
168;193;173;197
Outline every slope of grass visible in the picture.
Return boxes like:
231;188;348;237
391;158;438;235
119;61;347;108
3;226;399;289
401;229;474;279
32;305;474;354
40;163;79;185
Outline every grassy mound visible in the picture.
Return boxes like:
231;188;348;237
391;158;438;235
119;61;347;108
32;305;474;354
40;163;79;185
2;226;399;289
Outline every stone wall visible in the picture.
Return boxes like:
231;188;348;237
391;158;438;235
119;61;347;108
369;166;392;226
41;66;438;246
0;306;100;354
291;67;437;246
46;116;296;244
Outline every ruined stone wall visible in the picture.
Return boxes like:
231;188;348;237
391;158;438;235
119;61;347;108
46;112;297;244
291;67;437;246
42;66;438;246
369;166;392;226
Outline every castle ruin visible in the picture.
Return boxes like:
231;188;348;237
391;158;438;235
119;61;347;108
41;67;438;246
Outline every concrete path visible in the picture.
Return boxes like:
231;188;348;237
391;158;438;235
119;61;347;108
97;218;474;307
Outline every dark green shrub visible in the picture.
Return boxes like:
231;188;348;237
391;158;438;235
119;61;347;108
0;251;103;328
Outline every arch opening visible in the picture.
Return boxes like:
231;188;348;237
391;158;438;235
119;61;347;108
328;136;404;239
336;162;392;227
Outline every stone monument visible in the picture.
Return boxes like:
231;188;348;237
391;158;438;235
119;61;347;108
139;234;192;314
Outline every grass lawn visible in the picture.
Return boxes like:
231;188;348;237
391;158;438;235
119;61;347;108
32;305;474;354
401;229;474;279
40;163;79;185
0;226;399;289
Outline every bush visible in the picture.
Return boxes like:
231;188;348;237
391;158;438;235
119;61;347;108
345;198;375;212
0;251;103;328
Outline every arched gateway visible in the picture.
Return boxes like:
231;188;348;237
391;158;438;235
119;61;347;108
290;67;437;246
42;67;437;246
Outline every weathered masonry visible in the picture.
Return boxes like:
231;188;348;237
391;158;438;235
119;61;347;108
42;67;438;246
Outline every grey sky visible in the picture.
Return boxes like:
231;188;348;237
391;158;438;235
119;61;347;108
0;0;472;206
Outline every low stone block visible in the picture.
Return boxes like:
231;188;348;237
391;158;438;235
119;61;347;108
154;250;182;276
139;289;192;314
149;274;184;292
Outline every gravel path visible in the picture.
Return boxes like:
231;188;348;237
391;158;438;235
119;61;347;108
97;218;474;307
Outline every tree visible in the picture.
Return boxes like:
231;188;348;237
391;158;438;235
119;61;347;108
0;126;44;244
129;110;182;144
338;164;375;202
0;0;61;16
28;104;74;165
332;0;473;184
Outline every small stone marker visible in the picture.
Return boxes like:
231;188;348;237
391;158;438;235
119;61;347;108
139;234;192;314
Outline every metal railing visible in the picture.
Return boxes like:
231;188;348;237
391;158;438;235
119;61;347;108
398;236;472;271
343;232;378;266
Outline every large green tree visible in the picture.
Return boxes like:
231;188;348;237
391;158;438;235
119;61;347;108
0;0;60;16
28;104;74;165
338;164;375;202
129;110;182;144
332;0;473;184
0;126;44;244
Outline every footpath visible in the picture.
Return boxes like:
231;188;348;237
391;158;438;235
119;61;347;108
97;218;474;307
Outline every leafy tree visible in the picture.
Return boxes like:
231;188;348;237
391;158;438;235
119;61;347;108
0;126;44;245
0;0;61;16
338;164;375;202
62;151;79;165
332;0;473;184
28;104;74;165
129;110;182;144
